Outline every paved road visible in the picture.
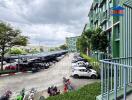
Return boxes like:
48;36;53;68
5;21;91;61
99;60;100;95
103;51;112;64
0;53;99;98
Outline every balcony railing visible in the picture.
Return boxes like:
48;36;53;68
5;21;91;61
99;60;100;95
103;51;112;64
99;0;106;7
100;57;132;100
94;13;99;23
100;10;107;25
93;0;99;9
89;14;94;21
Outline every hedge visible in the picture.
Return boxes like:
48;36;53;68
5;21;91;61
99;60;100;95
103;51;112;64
0;70;17;75
80;53;100;75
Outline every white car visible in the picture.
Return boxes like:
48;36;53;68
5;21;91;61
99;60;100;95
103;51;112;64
72;67;97;79
72;61;89;67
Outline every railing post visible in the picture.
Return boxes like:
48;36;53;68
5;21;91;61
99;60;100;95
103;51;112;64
101;62;104;100
114;65;117;100
123;67;126;100
107;64;110;100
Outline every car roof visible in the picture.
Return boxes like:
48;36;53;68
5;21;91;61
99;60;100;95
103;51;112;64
73;67;86;70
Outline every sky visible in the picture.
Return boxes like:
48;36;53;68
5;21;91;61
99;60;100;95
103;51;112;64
0;0;92;46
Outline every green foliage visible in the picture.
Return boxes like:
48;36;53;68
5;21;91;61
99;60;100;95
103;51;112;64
99;32;109;52
80;53;97;62
50;48;55;51
0;70;17;74
76;36;88;53
91;28;109;52
77;27;109;54
12;35;28;46
46;82;101;100
40;47;44;52
29;48;39;54
80;53;100;74
83;29;95;39
59;44;68;50
10;48;27;55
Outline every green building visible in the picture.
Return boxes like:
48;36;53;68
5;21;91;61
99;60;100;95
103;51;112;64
66;36;79;52
89;0;121;58
88;0;132;100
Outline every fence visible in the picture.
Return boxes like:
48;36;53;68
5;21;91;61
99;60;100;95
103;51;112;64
92;51;111;60
100;57;132;100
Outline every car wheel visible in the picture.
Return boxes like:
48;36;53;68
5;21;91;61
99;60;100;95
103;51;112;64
91;75;97;79
74;74;79;78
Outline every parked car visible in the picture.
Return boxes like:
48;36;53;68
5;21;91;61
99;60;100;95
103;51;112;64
72;64;92;71
5;63;17;70
72;57;86;63
72;67;97;79
0;61;7;65
72;61;89;67
17;62;40;72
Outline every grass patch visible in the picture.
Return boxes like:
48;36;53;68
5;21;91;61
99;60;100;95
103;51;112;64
46;82;101;100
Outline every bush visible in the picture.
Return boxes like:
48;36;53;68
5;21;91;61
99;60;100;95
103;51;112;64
0;70;17;75
80;53;100;75
46;82;101;100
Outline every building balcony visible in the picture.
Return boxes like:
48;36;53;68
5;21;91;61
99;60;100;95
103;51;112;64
90;18;93;22
89;14;94;22
99;0;106;7
100;10;107;25
93;0;99;9
94;13;99;23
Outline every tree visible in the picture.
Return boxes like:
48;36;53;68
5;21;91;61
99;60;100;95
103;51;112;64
76;29;95;54
99;31;109;52
49;48;55;51
76;27;109;54
0;22;28;70
91;28;109;52
30;48;39;54
82;29;95;55
76;35;88;53
40;46;44;52
59;44;68;50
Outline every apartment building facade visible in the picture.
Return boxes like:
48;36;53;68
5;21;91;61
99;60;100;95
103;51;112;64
88;0;132;100
89;0;122;58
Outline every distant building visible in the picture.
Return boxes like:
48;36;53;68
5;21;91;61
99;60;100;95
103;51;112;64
66;36;79;52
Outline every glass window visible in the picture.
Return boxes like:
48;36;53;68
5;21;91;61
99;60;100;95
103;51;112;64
115;24;120;39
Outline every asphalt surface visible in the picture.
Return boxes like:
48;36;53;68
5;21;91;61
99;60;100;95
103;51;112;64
0;53;99;99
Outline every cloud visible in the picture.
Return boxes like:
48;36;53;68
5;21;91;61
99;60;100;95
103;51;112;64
0;0;92;46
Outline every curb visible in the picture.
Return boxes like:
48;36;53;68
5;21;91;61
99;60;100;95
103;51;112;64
0;71;32;77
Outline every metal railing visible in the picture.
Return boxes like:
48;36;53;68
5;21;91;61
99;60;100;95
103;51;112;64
100;57;132;100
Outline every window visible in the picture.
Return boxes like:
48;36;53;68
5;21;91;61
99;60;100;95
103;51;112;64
80;69;87;72
115;24;120;39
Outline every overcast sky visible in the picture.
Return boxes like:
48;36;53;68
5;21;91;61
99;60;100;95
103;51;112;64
0;0;92;46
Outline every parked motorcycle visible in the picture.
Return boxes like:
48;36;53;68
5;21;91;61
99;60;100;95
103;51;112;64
16;88;25;100
47;86;60;96
0;90;12;100
27;88;37;100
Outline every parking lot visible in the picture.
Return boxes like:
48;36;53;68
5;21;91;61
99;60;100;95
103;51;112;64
0;53;99;98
